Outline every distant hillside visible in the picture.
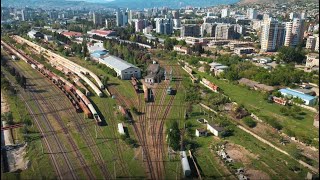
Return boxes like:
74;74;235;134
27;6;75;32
2;0;240;9
238;0;319;5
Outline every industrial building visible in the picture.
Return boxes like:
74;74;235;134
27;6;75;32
238;78;275;92
181;24;200;37
234;47;255;55
27;30;44;39
144;63;164;84
195;128;207;137
207;123;224;137
173;45;190;54
87;29;116;38
305;53;319;68
98;55;141;80
278;88;318;106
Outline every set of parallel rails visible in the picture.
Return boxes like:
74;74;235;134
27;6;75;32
108;85;155;179
9;65;77;180
10;51;112;179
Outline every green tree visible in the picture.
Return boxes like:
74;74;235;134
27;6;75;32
277;46;306;64
167;120;180;151
242;117;257;128
204;63;211;73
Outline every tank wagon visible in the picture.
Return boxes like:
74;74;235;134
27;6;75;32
180;151;191;177
143;84;149;102
2;41;103;125
131;76;140;92
118;105;132;123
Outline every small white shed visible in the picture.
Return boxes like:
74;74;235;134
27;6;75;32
195;128;207;137
118;123;125;135
207;124;224;137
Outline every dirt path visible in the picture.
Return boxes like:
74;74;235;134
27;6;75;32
238;125;319;173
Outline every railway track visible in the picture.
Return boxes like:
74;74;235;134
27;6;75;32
11;61;80;178
2;51;76;180
11;56;112;179
108;85;156;179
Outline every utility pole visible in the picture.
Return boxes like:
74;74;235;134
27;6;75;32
41;141;44;154
114;161;116;179
142;149;144;161
95;125;97;139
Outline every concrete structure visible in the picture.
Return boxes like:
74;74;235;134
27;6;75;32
118;123;125;135
181;24;200;37
27;30;44;39
105;19;116;29
172;10;179;19
215;24;234;40
279;88;318;106
315;35;319;52
88;42;105;53
144;63;163;84
195;128;207;137
284;18;304;47
201;23;217;37
173;19;181;28
173;45;190;54
209;62;229;76
306;53;319;68
221;8;230;18
252;57;272;64
207;123;224;137
116;8;128;27
87;29;116;37
93;12;102;25
134;19;147;32
238;78;275;92
44;34;53;41
99;55;141;79
234;47;254;55
247;8;257;20
143;25;153;34
61;31;82;38
180;151;191;177
155;18;173;35
306;36;317;51
90;50;108;61
261;18;285;52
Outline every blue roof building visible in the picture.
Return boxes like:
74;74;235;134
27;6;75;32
90;50;108;59
279;88;318;106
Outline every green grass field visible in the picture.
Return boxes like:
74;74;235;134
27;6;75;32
194;70;318;148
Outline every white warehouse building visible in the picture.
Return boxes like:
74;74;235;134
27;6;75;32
98;55;141;80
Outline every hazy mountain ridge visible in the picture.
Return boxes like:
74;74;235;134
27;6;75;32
2;0;239;9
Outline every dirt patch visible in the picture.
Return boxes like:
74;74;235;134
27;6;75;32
7;143;29;172
225;143;257;165
246;169;270;180
1;92;10;114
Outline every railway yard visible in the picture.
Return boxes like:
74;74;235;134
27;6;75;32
1;34;319;180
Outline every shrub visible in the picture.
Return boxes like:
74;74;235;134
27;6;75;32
242;117;257;128
263;117;283;130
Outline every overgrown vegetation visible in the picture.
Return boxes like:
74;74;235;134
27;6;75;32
167;120;181;151
242;116;257;128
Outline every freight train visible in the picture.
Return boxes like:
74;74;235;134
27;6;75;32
142;84;150;102
1;40;103;125
118;105;133;123
201;78;219;92
131;76;140;93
